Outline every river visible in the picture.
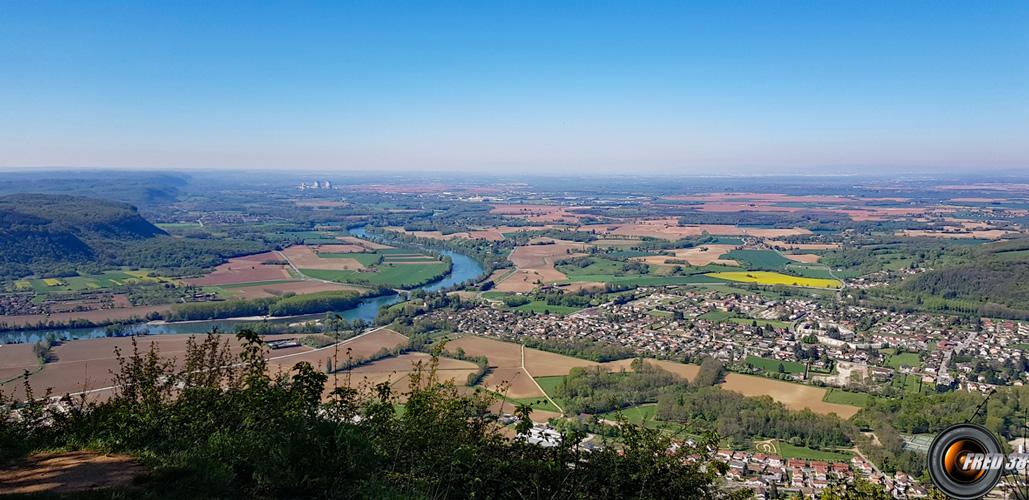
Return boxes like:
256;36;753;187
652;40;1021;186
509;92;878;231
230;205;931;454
0;226;485;343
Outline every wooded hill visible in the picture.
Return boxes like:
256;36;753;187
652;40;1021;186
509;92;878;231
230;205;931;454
0;194;267;279
900;238;1029;316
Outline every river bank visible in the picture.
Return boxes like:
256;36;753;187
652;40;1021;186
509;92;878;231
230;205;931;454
0;226;485;344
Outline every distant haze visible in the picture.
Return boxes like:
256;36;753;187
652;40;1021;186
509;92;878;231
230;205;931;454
1;1;1027;174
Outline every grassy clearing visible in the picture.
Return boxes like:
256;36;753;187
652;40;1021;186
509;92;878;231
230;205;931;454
698;310;791;329
890;373;934;394
705;271;841;289
745;355;806;374
822;388;872;407
598;404;687;433
480;291;512;300
885;352;922;369
774;441;853;461
534;376;566;401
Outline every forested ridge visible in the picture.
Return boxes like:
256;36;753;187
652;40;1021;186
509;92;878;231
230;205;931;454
896;238;1029;314
0;194;269;279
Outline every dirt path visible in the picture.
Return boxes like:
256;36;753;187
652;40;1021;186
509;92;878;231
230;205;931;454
0;451;146;495
521;344;564;414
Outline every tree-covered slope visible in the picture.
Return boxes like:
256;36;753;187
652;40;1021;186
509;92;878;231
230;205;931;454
0;193;267;279
899;238;1029;314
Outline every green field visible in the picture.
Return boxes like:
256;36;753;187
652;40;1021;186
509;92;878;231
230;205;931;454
300;262;449;289
698;310;731;321
1013;343;1029;351
773;441;853;461
697;310;791;329
885;352;921;369
745;355;806;374
557;258;629;277
598;404;686;432
724;249;793;269
533;375;567;405
480;291;512;300
890;372;934;394
822;388;873;407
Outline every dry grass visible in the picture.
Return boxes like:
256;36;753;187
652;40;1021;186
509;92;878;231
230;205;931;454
784;253;821;263
720;373;860;418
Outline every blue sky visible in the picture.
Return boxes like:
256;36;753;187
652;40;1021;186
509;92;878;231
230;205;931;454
1;1;1027;173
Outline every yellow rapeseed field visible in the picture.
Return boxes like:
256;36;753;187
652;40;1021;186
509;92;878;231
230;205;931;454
706;271;841;289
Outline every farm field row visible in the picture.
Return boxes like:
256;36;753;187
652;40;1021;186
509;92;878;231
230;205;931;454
11;270;176;294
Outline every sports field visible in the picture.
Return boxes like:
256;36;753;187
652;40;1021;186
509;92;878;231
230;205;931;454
705;271;842;288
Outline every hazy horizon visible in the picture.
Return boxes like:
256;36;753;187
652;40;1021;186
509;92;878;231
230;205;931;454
2;1;1028;174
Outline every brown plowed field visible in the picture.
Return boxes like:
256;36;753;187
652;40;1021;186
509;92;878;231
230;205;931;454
314;244;368;253
334;236;393;250
267;328;408;374
494;240;589;292
183;252;291;286
333;352;480;397
1;334;313;400
444;336;596;398
490;204;588;223
633;244;740;267
784;253;822;263
281;245;364;270
581;220;811;240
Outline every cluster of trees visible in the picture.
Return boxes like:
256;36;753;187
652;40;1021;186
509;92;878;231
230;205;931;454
555;360;685;414
1;330;744;498
445;347;490;386
165;290;389;322
656;386;855;450
520;337;636;362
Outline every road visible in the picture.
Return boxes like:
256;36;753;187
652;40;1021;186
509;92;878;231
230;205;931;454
938;329;977;384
